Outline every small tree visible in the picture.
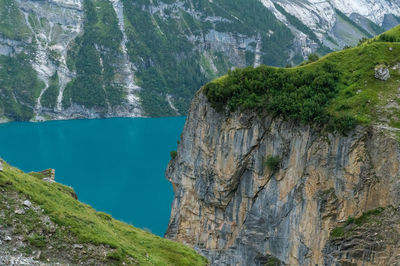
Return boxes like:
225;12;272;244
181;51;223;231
357;37;369;46
170;151;177;159
307;53;319;63
264;155;281;172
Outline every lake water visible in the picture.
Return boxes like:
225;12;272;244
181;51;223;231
0;117;186;236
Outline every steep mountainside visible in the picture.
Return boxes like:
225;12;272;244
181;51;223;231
165;26;400;265
0;0;399;121
0;161;207;265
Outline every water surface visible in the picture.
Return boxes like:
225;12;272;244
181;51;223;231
0;117;186;236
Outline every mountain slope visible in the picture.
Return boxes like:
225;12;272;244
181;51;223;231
0;0;399;121
263;0;400;48
165;26;400;265
0;161;207;265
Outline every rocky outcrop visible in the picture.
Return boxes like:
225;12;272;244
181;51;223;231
375;64;391;81
165;92;400;265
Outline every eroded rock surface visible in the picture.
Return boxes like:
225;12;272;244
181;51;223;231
165;92;400;265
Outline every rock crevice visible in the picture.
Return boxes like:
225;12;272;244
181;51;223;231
166;92;400;265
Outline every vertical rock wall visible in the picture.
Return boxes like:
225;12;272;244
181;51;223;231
166;92;400;265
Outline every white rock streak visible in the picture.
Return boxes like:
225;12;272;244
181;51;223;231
22;11;52;120
110;0;141;112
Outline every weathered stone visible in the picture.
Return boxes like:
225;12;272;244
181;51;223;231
39;169;55;180
375;64;391;81
165;92;400;265
23;200;32;208
14;209;25;215
42;178;55;183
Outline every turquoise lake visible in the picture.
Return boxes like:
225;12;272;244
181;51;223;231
0;117;186;236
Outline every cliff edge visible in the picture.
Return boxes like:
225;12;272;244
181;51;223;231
165;26;400;265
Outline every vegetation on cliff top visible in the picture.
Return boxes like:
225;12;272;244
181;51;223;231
0;161;207;265
204;25;400;133
330;207;386;239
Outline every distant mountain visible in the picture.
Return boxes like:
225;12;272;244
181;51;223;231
0;0;399;121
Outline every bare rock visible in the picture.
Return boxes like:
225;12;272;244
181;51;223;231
14;209;25;215
375;64;390;81
23;200;32;208
73;244;83;249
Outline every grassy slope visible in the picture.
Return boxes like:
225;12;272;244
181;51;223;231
204;25;400;131
315;26;400;127
0;162;207;265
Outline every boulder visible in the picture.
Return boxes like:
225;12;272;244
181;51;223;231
23;200;32;208
14;209;25;215
39;169;55;180
73;244;83;249
42;178;55;183
375;64;390;81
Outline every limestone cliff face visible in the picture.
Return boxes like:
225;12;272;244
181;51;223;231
165;92;400;265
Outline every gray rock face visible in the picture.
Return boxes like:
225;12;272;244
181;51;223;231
165;92;400;265
375;64;391;81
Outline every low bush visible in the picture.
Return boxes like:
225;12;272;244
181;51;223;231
204;62;352;132
170;151;178;160
264;156;281;172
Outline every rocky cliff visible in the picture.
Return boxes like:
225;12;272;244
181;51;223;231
165;91;400;265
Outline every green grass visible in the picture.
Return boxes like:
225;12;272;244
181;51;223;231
330;207;385;239
204;25;400;132
265;255;281;266
264;156;281;172
0;162;208;265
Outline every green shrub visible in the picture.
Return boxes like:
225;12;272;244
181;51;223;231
266;256;281;266
264;156;281;172
170;151;178;160
330;227;345;238
307;53;319;62
204;63;343;130
378;33;399;43
358;37;369;46
330;207;385;239
27;234;46;248
96;212;112;221
107;249;124;261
